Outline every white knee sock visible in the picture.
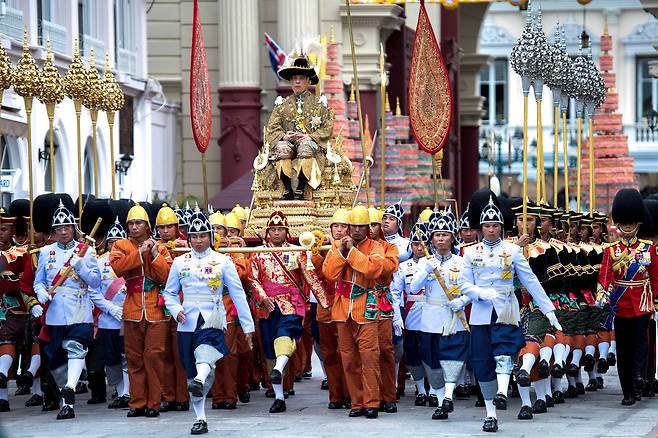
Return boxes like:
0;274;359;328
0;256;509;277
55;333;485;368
587;370;596;380
195;363;212;383
584;345;595;356
535;379;546;401
0;355;13;375
457;367;466;385
320;360;327;379
65;358;86;389
598;342;610;358
539;347;552;363
484;399;496;418
575;370;583;384
274;355;289;373
553;343;566;366
395;361;400;385
191;396;206;421
609;340;616;354
551;376;562;392
571;349;582;365
273;383;284;401
521;353;536;373
567;376;576;387
0;387;8;401
429;386;437;396
445;382;456;400
435;386;446;404
519;385;531;407
415;379;426;396
496;373;510;395
28;355;41;375
32;377;42;396
121;371;130;396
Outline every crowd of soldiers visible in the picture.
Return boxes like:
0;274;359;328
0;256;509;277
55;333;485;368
1;185;658;434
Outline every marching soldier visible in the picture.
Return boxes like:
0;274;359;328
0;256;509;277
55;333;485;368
33;198;121;420
110;203;173;418
382;202;411;262
163;209;254;435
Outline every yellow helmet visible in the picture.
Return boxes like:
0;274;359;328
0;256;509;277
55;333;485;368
224;212;242;230
209;211;226;228
127;203;150;227
368;207;383;224
349;205;370;226
419;207;433;224
330;208;350;225
156;203;178;227
232;204;246;221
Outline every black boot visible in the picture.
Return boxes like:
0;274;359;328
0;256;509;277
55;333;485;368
281;176;294;201
518;405;533;420
442;397;454;413
552;390;565;404
532;399;547;414
294;174;307;200
56;405;75;420
191;419;208;435
537;360;550;378
483;417;498;432
585;379;598;392
516;370;531;387
431;407;448;420
597;357;609;374
269;399;286;413
414;393;428;406
427;395;438;407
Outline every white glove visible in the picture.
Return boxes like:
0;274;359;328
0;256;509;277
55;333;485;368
36;289;51;305
70;254;83;270
595;294;608;309
478;288;498;301
393;318;404;337
425;257;439;274
31;305;43;318
109;306;123;321
448;296;467;312
546;311;563;332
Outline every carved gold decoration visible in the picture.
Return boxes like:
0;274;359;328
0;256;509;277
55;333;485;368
99;52;125;200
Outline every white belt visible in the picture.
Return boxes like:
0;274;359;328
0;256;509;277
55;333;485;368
183;293;221;303
53;286;85;295
407;295;447;306
407;294;425;303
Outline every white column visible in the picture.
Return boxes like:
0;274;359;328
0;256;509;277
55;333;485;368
277;0;320;54
218;0;260;88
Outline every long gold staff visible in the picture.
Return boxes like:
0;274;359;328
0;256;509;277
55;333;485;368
63;37;88;221
345;0;371;208
37;37;64;192
0;40;13;205
13;29;41;245
561;96;570;212
82;48;104;197
99;53;125;200
379;43;386;210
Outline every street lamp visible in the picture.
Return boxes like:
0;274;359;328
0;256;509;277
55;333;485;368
38;142;58;164
114;153;133;175
649;109;658;132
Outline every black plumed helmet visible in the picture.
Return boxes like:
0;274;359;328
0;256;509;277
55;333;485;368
81;198;115;238
468;188;499;229
8;198;30;236
640;199;658;238
32;193;61;234
109;199;134;227
611;188;645;224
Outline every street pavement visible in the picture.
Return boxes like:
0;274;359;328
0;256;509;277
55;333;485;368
1;362;657;438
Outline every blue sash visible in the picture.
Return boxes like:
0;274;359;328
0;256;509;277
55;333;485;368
604;260;641;329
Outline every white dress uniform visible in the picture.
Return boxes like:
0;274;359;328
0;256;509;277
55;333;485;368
385;234;412;263
97;252;126;330
391;257;423;331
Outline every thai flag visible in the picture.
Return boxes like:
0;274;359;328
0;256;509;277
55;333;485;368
264;32;287;83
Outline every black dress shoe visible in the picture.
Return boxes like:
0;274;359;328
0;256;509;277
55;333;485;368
287;389;295;396
365;408;378;419
621;397;635;406
607;353;616;366
321;379;329;390
564;385;578;398
293;191;305;201
269;399;286;413
545;394;554;408
537;359;550;378
597;358;609;374
455;384;470;399
576;382;585;395
25;394;43;407
509;381;520;398
493;393;507;410
517;369;531;387
282;190;294;201
583;354;595;372
414;393;427;406
475;395;485;407
109;394;131;409
532;399;547;414
302;371;312;379
342;397;352;409
160;401;177;412
42;400;60;412
0;372;7;389
431;407;448;420
384;402;397;413
428;394;439;407
634;376;645;393
395;387;404;400
15;385;30;396
269;369;282;385
16;370;34;389
552;390;565;404
551;363;564;378
348;408;367;417
265;388;275;398
585;379;598;392
642;386;655;398
596;376;604;390
213;401;237;410
483;416;498;432
190;419;208;435
74;382;88;394
442;397;454;413
634;393;642;401
238;392;250;403
518;405;533;420
566;363;580;377
60;386;75;405
250;383;261;391
56;405;75;420
127;408;146;417
328;401;344;409
188;379;204;398
0;399;9;412
177;401;190;411
145;408;160;417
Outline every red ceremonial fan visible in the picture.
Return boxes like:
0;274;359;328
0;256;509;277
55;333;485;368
407;0;453;155
190;0;212;154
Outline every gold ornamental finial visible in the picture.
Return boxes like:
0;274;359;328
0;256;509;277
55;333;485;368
82;48;104;110
395;97;401;116
13;28;41;99
0;39;13;91
99;52;125;113
37;36;64;106
63;37;88;102
349;82;355;102
330;25;335;44
385;93;391;113
603;14;609;37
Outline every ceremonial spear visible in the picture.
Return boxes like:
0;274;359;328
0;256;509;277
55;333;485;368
583;38;605;216
561;26;577;212
99;53;125;200
571;36;592;213
82;49;105;197
0;40;13;206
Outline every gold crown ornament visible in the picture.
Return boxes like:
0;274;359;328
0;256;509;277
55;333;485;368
13;29;41;100
0;39;13;93
63;37;88;103
419;207;433;224
99;52;125;113
156;203;178;226
37;37;64;108
82;48;104;111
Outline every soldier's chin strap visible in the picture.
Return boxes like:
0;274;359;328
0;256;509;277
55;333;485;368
619;225;640;245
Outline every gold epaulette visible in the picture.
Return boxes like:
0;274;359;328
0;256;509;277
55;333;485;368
548;238;565;252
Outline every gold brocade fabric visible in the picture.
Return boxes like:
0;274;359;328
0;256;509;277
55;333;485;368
408;3;452;154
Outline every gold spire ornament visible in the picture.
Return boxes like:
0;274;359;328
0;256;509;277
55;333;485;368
99;52;125;200
63;37;88;221
82;48;104;197
12;29;42;244
37;37;64;192
0;40;13;205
